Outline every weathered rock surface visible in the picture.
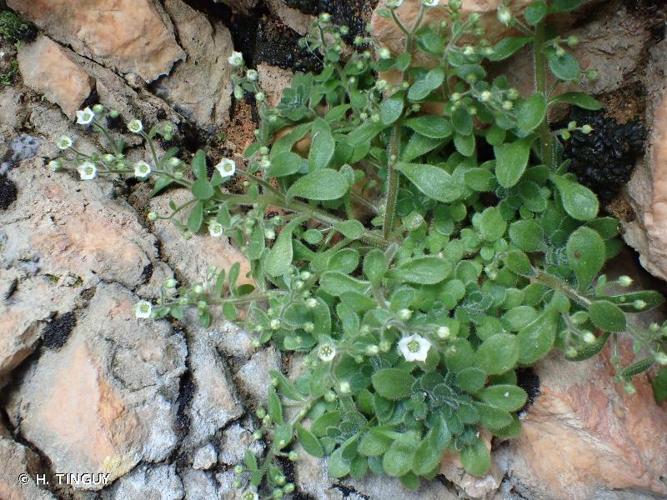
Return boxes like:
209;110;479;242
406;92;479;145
155;0;234;131
257;63;293;107
499;349;667;499
5;283;187;490
0;434;55;500
101;464;184;500
7;0;184;82
235;346;280;404
17;35;94;118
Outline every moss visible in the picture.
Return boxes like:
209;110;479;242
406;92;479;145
0;10;36;44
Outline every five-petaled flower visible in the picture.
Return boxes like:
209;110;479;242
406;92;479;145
76;107;95;126
209;221;224;238
398;334;431;362
134;300;152;319
215;158;236;178
228;51;244;67
134;161;152;179
77;161;97;180
57;136;73;150
318;343;336;362
128;119;143;134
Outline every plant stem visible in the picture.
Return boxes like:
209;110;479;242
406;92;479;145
383;125;401;241
534;20;556;170
532;270;591;307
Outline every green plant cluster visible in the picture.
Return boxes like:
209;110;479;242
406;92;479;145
0;9;33;44
54;0;667;497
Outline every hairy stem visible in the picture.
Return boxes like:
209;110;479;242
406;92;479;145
534;21;555;170
382;125;401;241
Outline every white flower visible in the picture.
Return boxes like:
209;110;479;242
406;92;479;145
398;334;431;362
57;136;73;150
76;107;95;125
318;343;336;362
246;69;258;81
135;300;152;319
497;5;512;25
48;160;62;172
77;161;97;180
215;158;236;178
422;0;439;6
128;119;143;134
133;161;152;179
379;47;391;59
209;221;224;238
241;491;258;500
228;51;244;67
255;92;265;102
386;0;404;8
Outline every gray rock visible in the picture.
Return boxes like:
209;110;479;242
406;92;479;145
192;443;218;470
0;435;55;499
181;469;219;500
102;464;184;500
218;421;264;466
235;346;280;404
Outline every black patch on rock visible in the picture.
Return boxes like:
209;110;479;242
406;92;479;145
563;109;645;202
516;367;540;410
175;371;195;435
140;262;154;284
0;175;17;209
42;312;77;350
253;17;322;73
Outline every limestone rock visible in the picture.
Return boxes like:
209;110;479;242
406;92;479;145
17;35;94;118
155;0;234;131
235;346;280;404
265;0;313;35
5;283;187;490
181;469;219;500
218;421;264;466
0;435;55;500
501;350;667;499
257;63;293;107
101;464;184;500
192;443;218;470
7;0;184;82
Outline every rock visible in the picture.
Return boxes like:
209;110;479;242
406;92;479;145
218;421;263;466
265;0;313;35
234;346;280;404
181;469;219;500
101;464;184;500
192;443;218;470
624;38;667;281
5;283;187;490
257;63;293;107
214;470;246;499
184;333;243;450
210;320;256;360
214;0;258;15
17;35;94;118
499;348;667;499
7;0;184;82
0;87;26;131
149;189;251;285
155;0;234;131
294;452;345;500
0;435;55;500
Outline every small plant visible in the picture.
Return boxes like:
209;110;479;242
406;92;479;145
54;0;667;497
0;9;35;44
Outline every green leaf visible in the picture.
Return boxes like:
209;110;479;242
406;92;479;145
383;435;418;477
192;149;207;179
390;256;452;285
401;134;445;162
296;424;325;458
372;368;415;400
267;151;307;178
517;310;557;364
380;92;404;125
191;178;214;200
363;249;387;284
588;300;626;332
476;334;519;375
478;207;507;242
551;92;603;111
460;437;491;476
517;94;547;133
454;133;476;157
550;0;582;12
456;367;487;393
187;201;204;232
551;175;599;221
404;116;453;139
452;107;474;136
320;272;370;296
396;162;462;203
524;0;547;25
335;219;364;240
464;168;495;192
268;387;284;424
309;119;335;170
548;51;580;81
495;139;532;188
505;250;533;276
565;331;611;361
358;429;392;457
651;367;667;403
509;220;545;252
328;446;351;478
287;169;349;200
488;36;532;62
408;67;445;101
566;226;606;287
480;384;527;412
265;226;295;277
607;291;665;312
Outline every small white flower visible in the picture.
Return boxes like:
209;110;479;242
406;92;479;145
422;0;439;6
128;119;143;134
135;300;152;319
228;51;244;67
318;343;336;362
398;334;431;362
246;69;258;81
255;92;265;102
215;158;236;178
497;5;512;25
339;380;351;393
77;161;97;180
209;221;224;238
241;491;258;500
379;47;391;60
48;160;62;172
386;0;404;8
76;107;95;125
437;326;451;339
133;161;152;179
57;136;73;150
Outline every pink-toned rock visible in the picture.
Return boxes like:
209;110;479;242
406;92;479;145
501;349;667;499
0;435;54;500
17;35;94;118
257;63;294;107
5;283;187;490
7;0;184;82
